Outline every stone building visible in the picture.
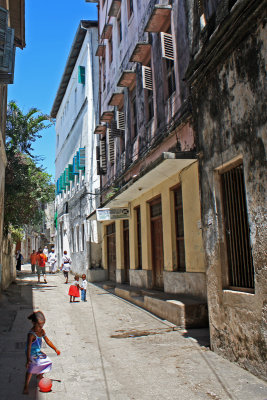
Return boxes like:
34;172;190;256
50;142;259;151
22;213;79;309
93;0;207;300
0;0;25;289
185;0;266;380
51;21;102;277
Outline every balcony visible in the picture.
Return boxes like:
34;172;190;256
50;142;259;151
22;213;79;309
94;125;107;135
130;42;151;64
145;5;172;33
95;44;106;57
108;0;121;17
100;111;114;123
101;24;113;40
117;70;136;89
108;92;124;107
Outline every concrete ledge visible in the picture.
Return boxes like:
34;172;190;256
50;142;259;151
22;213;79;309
112;285;208;328
88;269;108;282
164;271;207;300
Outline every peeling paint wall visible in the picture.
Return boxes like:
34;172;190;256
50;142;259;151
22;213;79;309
187;4;267;379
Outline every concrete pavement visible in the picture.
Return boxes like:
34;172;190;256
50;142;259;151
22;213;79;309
0;264;266;400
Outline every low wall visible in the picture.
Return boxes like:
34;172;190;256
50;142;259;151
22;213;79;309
164;271;207;300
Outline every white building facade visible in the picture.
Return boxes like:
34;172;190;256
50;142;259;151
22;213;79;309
51;20;102;276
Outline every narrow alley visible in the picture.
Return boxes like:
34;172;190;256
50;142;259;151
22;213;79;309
0;265;266;400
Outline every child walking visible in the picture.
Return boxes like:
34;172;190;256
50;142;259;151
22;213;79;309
68;274;80;302
81;274;87;302
23;311;60;395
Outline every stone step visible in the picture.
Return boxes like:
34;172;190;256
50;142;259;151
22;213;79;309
113;286;208;329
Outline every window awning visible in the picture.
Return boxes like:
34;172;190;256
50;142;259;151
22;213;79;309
108;92;124;107
117;70;136;88
130;42;151;63
103;152;197;208
145;5;172;32
108;0;121;17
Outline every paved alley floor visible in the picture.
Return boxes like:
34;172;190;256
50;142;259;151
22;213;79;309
0;265;266;400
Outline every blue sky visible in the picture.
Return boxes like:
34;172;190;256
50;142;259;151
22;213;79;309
8;0;98;179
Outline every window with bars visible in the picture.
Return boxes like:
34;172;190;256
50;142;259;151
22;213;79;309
135;206;142;269
220;163;254;290
173;186;185;272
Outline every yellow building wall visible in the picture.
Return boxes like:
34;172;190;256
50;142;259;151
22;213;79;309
181;162;206;272
101;161;205;275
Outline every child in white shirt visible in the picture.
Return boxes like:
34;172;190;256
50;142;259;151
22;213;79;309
81;274;87;302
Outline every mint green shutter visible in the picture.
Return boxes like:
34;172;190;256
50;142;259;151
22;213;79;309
78;66;85;84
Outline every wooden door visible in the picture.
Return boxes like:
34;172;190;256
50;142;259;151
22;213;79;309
123;220;130;283
107;223;116;281
150;199;164;289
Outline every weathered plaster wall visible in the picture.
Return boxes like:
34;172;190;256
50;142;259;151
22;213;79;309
195;21;267;379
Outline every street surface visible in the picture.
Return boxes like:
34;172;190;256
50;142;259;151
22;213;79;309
0;264;266;400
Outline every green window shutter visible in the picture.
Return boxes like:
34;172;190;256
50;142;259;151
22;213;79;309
65;167;70;186
68;164;74;181
73;155;79;174
78;66;85;84
78;147;85;169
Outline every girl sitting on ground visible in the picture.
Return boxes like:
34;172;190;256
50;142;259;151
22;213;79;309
68;274;80;302
23;311;60;395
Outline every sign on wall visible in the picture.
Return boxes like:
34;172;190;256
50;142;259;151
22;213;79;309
96;208;130;221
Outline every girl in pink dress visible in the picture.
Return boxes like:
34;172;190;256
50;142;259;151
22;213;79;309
23;311;60;395
68;274;80;302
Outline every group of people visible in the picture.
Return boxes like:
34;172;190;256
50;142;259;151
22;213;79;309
29;247;57;284
22;251;88;394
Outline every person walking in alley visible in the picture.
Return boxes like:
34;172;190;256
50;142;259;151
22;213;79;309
48;248;57;273
16;250;23;271
61;250;72;284
30;250;37;274
23;311;60;395
68;274;80;302
80;274;87;302
36;248;47;284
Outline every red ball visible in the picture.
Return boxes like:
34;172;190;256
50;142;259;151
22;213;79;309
38;377;52;392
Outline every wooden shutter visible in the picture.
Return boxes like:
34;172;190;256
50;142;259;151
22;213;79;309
142;65;153;90
108;128;115;164
116;111;125;130
78;66;85;84
160;32;174;60
100;138;107;173
110;120;123;137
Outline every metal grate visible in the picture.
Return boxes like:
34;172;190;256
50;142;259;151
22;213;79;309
221;164;254;289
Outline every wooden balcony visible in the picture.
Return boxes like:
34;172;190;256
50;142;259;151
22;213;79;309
145;5;172;33
108;92;124;107
101;24;113;40
130;42;151;64
95;44;106;57
117;71;136;89
94;125;107;135
100;111;114;123
108;0;121;17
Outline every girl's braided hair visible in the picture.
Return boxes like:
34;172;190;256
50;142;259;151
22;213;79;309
28;311;45;323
